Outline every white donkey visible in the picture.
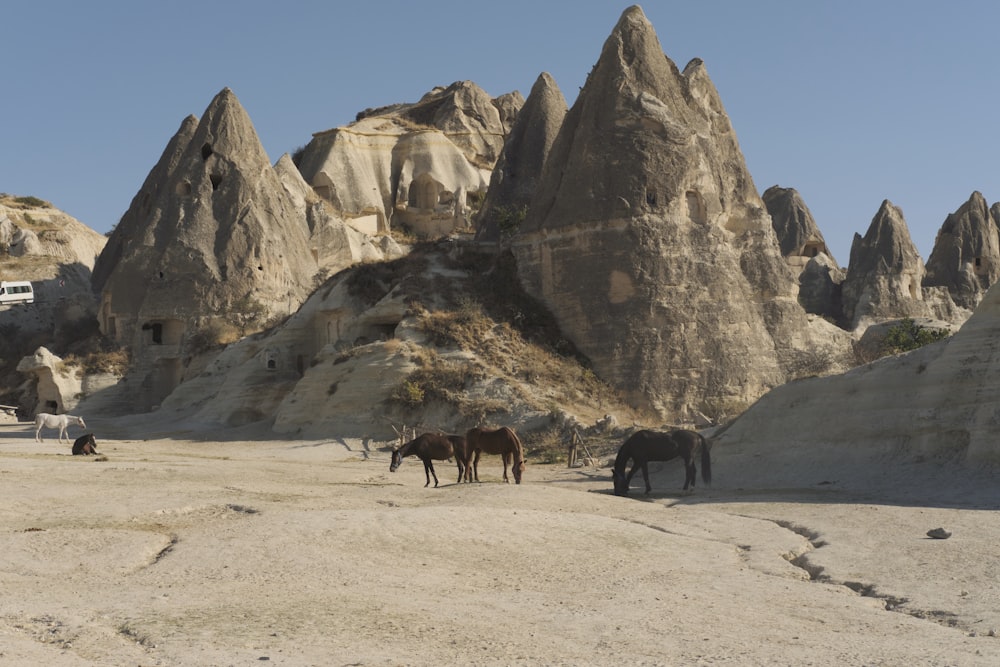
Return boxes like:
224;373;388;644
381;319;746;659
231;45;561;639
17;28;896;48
34;413;86;443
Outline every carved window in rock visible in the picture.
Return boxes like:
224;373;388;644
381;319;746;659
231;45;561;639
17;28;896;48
142;322;164;345
201;143;213;160
685;190;707;225
408;174;439;210
210;174;222;191
175;181;192;197
802;242;824;258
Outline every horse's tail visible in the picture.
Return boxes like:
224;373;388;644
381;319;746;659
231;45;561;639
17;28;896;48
700;435;712;486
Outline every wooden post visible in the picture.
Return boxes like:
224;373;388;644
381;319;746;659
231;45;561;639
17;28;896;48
567;430;580;468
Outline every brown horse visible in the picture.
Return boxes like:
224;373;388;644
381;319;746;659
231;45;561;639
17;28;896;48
72;433;99;456
465;426;525;484
390;432;469;487
612;429;711;496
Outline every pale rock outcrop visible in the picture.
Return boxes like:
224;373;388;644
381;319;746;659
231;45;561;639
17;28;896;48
923;191;1000;310
273;152;399;274
476;72;568;243
296;81;519;237
1;197;106;336
16;347;84;416
512;6;851;421
715;277;1000;488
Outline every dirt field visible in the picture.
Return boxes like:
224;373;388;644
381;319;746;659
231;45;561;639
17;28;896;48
1;421;999;666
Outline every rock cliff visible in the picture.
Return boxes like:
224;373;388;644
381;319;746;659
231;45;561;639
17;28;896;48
0;195;106;337
296;81;520;238
512;6;850;421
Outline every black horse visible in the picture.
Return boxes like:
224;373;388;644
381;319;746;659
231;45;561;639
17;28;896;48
72;433;99;456
612;429;711;496
390;432;470;487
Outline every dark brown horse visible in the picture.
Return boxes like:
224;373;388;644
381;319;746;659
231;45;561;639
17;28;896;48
612;429;711;496
72;433;99;456
465;426;525;484
390;432;469;487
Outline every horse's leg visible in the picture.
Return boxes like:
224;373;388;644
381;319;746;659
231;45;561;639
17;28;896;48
473;451;481;482
35;423;42;442
428;459;439;487
641;462;653;495
502;451;510;484
456;457;465;484
422;459;432;487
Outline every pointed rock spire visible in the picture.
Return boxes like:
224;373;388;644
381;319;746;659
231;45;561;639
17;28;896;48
841;200;931;328
511;6;845;421
94;88;320;411
763;186;836;264
91;115;198;292
923;191;1000;310
475;72;567;242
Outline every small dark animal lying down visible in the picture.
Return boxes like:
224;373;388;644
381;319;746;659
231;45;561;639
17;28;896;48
72;433;99;456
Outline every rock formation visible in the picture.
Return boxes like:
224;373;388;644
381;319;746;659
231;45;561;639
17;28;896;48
763;186;837;264
475;73;568;243
841;200;962;330
923;192;1000;311
0;195;106;337
16;347;84;416
715;276;1000;490
295;81;519;238
763;185;843;319
91;88;386;412
512;6;851;421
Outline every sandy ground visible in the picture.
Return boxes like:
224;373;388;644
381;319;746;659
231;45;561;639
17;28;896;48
2;420;999;666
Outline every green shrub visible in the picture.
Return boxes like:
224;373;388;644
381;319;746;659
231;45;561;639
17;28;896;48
881;318;950;356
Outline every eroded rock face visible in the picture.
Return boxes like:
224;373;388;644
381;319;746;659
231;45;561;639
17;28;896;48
16;347;83;416
923;192;1000;311
476;72;568;243
841;200;937;330
296;81;520;238
92;89;322;410
717;277;1000;475
512;6;848;421
763;185;843;318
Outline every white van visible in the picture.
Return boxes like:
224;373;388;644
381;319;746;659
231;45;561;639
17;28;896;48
0;281;34;305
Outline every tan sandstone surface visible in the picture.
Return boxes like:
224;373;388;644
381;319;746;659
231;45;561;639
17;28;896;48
1;419;998;666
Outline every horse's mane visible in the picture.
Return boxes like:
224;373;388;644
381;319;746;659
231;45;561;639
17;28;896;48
505;427;525;463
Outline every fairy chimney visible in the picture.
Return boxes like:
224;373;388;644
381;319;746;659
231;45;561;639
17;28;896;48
512;6;845;421
93;88;320;410
475;72;568;243
841;200;932;329
923;191;1000;311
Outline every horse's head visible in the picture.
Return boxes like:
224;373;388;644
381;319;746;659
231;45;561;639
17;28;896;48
76;416;86;429
611;469;629;496
389;448;402;472
513;458;525;484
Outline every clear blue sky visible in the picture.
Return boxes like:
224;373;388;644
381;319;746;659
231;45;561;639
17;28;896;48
4;1;999;264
